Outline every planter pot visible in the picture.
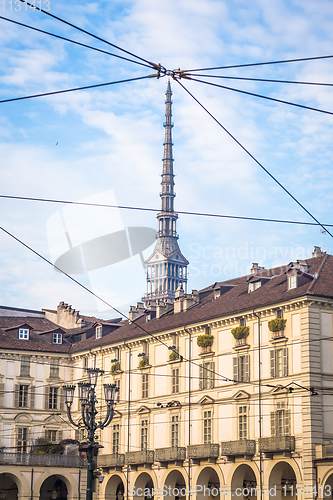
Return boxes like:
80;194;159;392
201;346;212;353
236;338;246;346
273;331;285;339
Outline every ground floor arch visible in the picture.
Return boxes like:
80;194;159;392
268;461;299;500
132;472;157;500
104;473;126;500
230;464;258;500
195;466;222;500
39;474;68;500
162;469;187;500
0;473;19;500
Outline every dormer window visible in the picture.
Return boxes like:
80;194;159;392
96;325;102;339
288;276;297;290
52;332;62;344
19;328;29;340
248;281;261;293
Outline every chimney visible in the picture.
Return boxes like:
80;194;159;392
156;299;174;319
129;302;146;323
183;290;199;311
312;246;325;258
251;263;265;275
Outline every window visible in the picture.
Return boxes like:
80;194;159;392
233;355;250;383
142;373;149;398
19;328;29;340
271;401;290;436
288;275;297;289
17;427;28;453
52;332;62;344
203;410;212;444
96;325;102;339
276;309;284;319
270;348;288;378
199;361;215;390
75;428;85;441
50;359;60;378
19;385;29;407
172;368;179;394
238;406;248;439
20;356;30;377
205;326;211;335
112;423;120;454
49;387;58;410
240;318;246;327
115;379;120;395
141;419;148;450
249;281;261;293
171;415;179;447
46;429;57;442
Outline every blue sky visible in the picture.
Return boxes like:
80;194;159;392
1;0;333;317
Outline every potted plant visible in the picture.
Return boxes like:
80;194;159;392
231;326;250;345
197;333;214;353
169;351;180;361
138;356;149;368
111;362;121;374
268;319;287;338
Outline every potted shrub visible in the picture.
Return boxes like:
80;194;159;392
138;356;149;368
169;351;179;361
231;326;250;346
268;319;287;338
197;334;214;353
111;362;121;374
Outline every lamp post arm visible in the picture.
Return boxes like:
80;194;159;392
66;405;81;428
99;405;113;429
81;404;90;429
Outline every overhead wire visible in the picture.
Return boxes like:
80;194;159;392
0;194;332;227
175;78;333;239
186;73;333;87
0;74;156;104
186;76;333;117
0;16;153;69
184;54;333;73
18;0;159;69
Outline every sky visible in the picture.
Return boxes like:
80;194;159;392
1;0;333;318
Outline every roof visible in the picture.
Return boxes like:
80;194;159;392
0;316;60;332
0;328;71;353
69;253;333;353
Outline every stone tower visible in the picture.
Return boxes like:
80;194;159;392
143;81;189;303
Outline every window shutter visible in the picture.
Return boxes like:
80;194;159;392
58;430;63;443
0;383;4;407
44;389;49;410
199;364;204;390
284;410;291;435
283;348;288;377
233;358;238;383
245;355;250;382
14;384;19;408
30;386;35;409
270;350;276;378
209;362;215;388
59;387;64;411
270;411;276;437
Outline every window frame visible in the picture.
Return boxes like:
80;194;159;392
112;423;120;454
17;427;28;453
233;355;250;383
238;405;248;440
48;387;58;410
20;356;30;377
203;409;212;444
171;414;179;447
270;347;288;378
172;367;180;394
19;328;29;340
52;332;62;344
142;373;149;399
19;385;29;408
140;419;148;450
288;275;297;290
50;359;60;378
96;325;102;339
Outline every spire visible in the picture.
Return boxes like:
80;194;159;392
143;81;189;304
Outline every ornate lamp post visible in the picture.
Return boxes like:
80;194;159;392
63;368;118;500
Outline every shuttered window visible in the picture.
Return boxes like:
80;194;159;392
20;357;30;377
140;419;148;450
17;427;28;453
172;368;179;394
271;401;291;436
270;348;288;378
199;361;215;390
171;415;179;447
49;387;58;410
203;410;212;443
142;373;148;398
112;423;120;454
233;355;250;383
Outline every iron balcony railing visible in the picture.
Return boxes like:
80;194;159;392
155;447;186;462
187;443;219;459
97;453;125;467
221;439;256;456
323;444;333;458
258;436;295;453
0;452;82;467
125;450;154;465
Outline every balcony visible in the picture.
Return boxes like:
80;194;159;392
187;443;219;461
221;439;256;457
155;447;186;463
125;450;154;466
97;453;125;468
323;444;333;458
0;452;83;467
258;436;295;454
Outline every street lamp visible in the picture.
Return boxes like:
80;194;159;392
63;368;118;500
